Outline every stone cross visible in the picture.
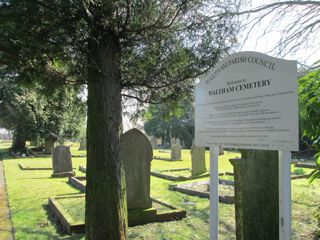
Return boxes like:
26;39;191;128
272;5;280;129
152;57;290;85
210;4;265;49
190;140;206;176
122;128;153;210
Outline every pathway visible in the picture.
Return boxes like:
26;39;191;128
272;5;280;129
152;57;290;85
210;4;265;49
0;154;14;240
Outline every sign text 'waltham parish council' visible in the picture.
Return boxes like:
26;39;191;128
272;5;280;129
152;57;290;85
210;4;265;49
195;51;299;151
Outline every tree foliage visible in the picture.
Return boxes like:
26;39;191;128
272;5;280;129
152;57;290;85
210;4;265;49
0;75;39;149
144;100;194;148
0;0;242;238
0;0;241;101
299;69;320;183
0;73;86;150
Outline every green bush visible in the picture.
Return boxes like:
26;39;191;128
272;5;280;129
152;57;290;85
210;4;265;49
293;168;305;175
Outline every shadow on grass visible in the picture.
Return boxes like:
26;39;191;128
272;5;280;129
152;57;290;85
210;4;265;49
188;204;210;223
292;200;316;208
190;203;234;234
20;176;53;180
0;150;15;161
17;226;84;240
42;204;85;239
220;219;234;232
152;158;183;162
56;192;84;197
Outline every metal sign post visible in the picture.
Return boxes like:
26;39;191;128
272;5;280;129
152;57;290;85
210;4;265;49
210;146;220;240
279;151;292;240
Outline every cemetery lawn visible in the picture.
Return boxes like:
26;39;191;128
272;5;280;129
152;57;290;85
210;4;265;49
1;143;320;239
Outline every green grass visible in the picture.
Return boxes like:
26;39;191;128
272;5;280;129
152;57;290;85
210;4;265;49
1;143;320;239
0;143;85;240
152;150;239;173
57;196;86;224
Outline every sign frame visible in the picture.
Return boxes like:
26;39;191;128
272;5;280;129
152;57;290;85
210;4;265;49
195;51;299;151
194;52;297;240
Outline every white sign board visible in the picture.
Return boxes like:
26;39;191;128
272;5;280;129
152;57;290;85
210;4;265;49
195;52;299;151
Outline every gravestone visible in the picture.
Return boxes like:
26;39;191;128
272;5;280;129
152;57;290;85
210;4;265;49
150;136;157;149
78;138;86;151
52;145;74;177
190;140;206;176
122;128;153;210
219;147;224;155
170;137;176;148
171;144;182;160
230;150;279;240
163;142;170;149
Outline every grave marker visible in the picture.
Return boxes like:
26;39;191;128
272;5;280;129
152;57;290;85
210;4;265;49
171;144;182;160
170;137;182;160
190;140;206;176
122;128;153;210
52;145;74;177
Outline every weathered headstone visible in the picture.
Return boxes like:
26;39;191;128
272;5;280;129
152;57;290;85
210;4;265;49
52;145;74;177
170;137;176;148
190;140;206;176
78;138;86;151
230;150;279;240
150;136;157;149
122;128;153;210
176;138;181;146
219;147;224;155
171;143;182;160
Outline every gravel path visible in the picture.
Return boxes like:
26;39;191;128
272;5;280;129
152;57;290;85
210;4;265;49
0;154;14;240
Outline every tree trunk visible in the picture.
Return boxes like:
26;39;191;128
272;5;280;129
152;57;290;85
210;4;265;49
44;137;55;154
85;32;127;239
11;125;26;151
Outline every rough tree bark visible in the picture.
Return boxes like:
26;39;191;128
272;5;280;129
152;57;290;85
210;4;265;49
85;31;128;239
11;125;26;151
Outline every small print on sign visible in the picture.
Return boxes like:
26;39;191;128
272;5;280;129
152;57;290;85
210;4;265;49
195;51;299;151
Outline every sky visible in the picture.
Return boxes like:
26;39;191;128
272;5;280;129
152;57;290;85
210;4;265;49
238;1;320;68
240;26;319;68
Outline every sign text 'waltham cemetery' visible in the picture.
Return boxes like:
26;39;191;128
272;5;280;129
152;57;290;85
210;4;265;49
195;52;298;151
